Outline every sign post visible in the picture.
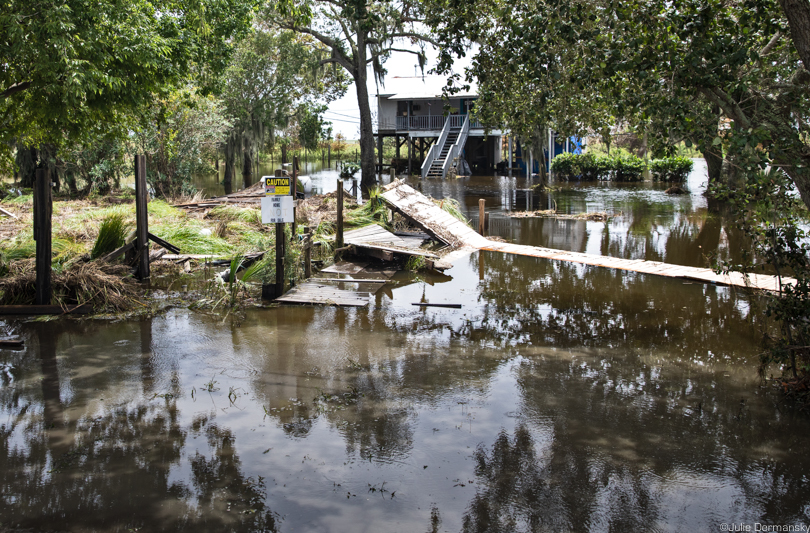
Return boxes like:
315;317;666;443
261;175;294;298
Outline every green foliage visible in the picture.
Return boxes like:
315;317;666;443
345;187;390;228
650;157;694;182
435;197;469;225
137;89;231;198
150;223;234;256
425;0;810;206
339;163;361;181
91;214;128;260
551;153;643;182
611;154;645;182
712;168;810;387
405;255;426;271
0;0;255;160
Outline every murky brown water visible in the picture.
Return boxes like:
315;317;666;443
2;162;810;532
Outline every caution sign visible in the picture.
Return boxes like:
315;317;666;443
264;176;291;196
261;196;294;223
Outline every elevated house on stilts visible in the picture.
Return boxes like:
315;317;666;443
374;91;582;178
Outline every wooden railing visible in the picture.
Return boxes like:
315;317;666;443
393;114;485;131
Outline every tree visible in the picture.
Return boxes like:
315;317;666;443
136;89;231;197
0;0;254;173
425;0;809;204
264;0;437;194
220;29;346;186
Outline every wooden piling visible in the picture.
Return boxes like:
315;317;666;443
478;198;486;236
34;168;52;305
292;156;298;237
336;179;344;249
275;222;285;297
304;226;312;279
134;155;150;281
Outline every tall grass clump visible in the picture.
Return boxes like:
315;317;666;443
345;187;391;229
91;213;128;259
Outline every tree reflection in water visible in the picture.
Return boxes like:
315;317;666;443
463;425;567;533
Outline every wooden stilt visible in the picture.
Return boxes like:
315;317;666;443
134;155;150;281
478;198;486;236
303;227;312;279
275;222;285;297
292;156;298;237
336;179;344;249
34;168;52;305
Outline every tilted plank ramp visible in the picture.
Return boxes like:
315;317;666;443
380;180;794;292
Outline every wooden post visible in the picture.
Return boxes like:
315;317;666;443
336;179;344;249
508;137;513;176
34;168;52;305
478;198;486;236
134;155;150;281
275;222;285;297
352;178;358;198
328;144;331;168
303;226;312;279
377;134;384;173
408;136;412;176
292;156;298;237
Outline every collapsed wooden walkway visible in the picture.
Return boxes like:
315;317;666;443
380;180;794;292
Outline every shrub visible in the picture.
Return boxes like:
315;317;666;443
650;156;694;182
551;152;644;181
610;153;645;182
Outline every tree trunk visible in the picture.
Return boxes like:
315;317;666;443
780;154;810;209
779;0;810;71
16;145;37;188
701;147;724;190
243;149;253;188
354;44;377;196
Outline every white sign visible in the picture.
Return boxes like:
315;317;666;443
261;195;294;224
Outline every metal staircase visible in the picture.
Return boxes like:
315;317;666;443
421;116;470;179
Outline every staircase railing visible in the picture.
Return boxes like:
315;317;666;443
421;117;454;178
442;116;470;178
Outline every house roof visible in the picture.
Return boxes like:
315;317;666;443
377;91;478;101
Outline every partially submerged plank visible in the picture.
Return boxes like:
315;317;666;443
0;337;24;348
380;179;794;292
275;279;370;307
321;261;370;275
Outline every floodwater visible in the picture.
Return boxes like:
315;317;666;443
2;161;810;532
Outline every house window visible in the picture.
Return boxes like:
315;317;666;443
397;101;408;117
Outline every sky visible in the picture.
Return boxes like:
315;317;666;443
323;46;474;140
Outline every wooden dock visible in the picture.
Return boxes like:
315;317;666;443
380;180;795;292
274;279;371;307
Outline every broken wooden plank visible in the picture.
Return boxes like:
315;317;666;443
321;261;369;274
0;304;93;315
0;207;18;219
380;179;793;292
0;337;23;348
100;241;135;263
148;232;181;254
412;303;462;309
